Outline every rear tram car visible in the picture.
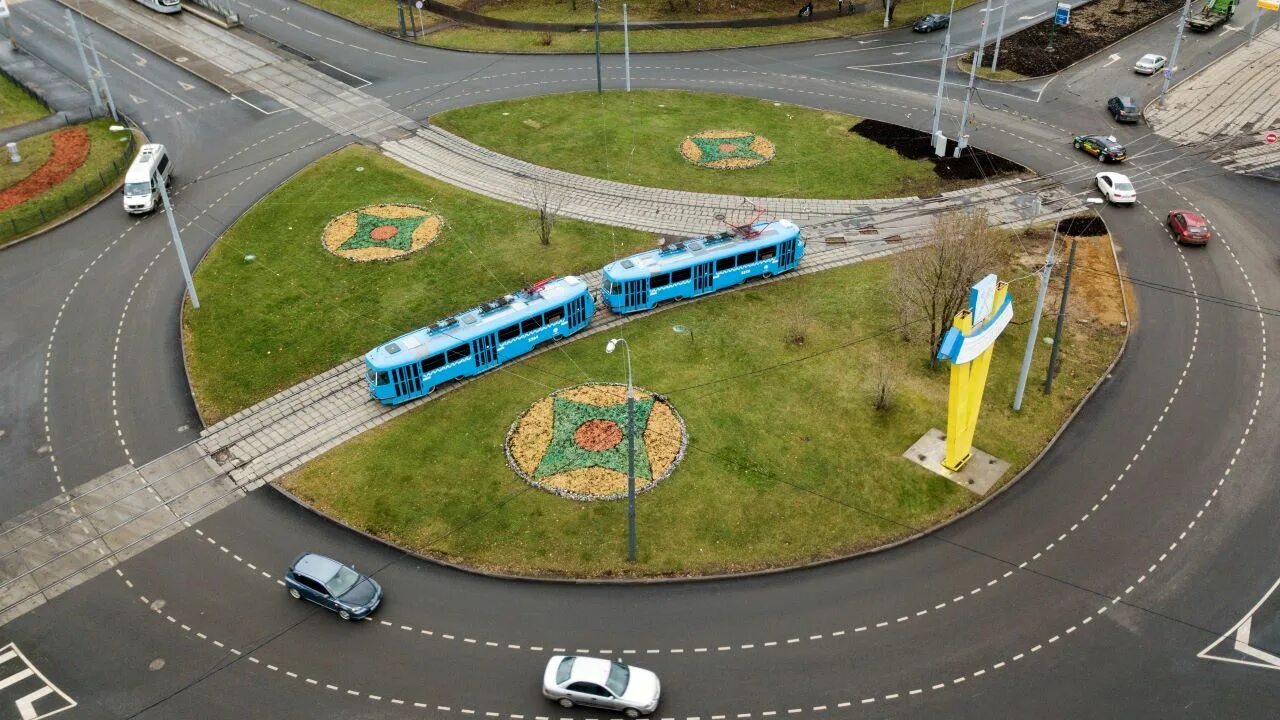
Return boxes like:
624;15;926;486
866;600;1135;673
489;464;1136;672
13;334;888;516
365;276;593;405
601;219;803;313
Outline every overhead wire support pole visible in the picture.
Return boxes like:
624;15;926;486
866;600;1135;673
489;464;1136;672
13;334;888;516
82;17;118;122
1013;217;1057;410
956;0;994;155
157;179;200;309
991;0;1009;73
930;0;957;154
624;3;631;91
1043;233;1079;395
65;8;103;114
1162;0;1193;97
594;0;603;95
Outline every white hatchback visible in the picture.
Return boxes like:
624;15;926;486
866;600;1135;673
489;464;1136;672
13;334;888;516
1134;53;1167;75
542;656;661;718
1096;172;1137;205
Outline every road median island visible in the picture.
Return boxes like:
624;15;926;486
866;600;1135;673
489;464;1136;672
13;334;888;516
0;72;52;131
431;90;1022;199
302;0;985;53
974;0;1181;76
0;119;137;249
272;215;1127;578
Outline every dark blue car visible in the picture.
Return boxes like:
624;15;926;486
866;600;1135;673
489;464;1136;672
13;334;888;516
913;13;949;32
285;552;383;621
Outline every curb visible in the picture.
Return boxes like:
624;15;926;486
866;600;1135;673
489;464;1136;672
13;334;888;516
266;214;1132;586
0;126;144;252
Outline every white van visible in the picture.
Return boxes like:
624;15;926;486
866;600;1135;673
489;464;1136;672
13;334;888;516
123;144;173;214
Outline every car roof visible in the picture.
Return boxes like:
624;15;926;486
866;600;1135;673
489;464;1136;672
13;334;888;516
1139;53;1163;60
1174;210;1207;222
293;552;343;582
563;656;618;686
1087;135;1123;146
1098;171;1130;182
1116;96;1136;105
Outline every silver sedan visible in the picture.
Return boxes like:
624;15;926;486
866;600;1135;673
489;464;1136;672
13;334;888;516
1134;53;1168;75
542;656;661;718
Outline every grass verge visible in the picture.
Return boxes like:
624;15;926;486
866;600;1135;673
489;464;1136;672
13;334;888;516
433;90;988;199
281;224;1127;577
183;145;653;422
0;119;134;248
0;73;50;130
956;57;1027;82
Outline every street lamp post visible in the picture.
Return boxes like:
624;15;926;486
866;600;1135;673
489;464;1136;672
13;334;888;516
605;338;636;562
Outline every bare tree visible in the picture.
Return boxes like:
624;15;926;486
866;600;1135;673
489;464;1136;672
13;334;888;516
530;181;564;246
893;210;1006;365
866;349;897;411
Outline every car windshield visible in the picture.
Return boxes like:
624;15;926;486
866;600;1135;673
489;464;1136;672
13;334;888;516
1114;182;1134;192
605;662;630;696
124;182;151;196
556;657;575;684
326;565;362;596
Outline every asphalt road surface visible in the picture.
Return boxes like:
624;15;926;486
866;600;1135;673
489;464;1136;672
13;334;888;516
1;0;1278;717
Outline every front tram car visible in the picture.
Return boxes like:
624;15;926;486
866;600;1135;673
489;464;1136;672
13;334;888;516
601;219;803;314
364;276;594;405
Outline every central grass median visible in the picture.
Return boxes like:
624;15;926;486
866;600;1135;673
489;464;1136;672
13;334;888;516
432;91;1019;200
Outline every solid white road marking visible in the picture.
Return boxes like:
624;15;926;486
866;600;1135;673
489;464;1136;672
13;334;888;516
1103;54;1122;67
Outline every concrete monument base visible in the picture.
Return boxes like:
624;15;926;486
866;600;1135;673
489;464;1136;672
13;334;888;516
903;428;1010;496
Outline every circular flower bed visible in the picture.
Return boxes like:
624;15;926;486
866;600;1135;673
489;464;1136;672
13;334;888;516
505;384;687;501
0;127;91;212
679;129;775;170
321;203;443;261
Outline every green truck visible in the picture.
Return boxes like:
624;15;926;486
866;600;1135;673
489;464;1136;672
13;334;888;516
1187;0;1238;31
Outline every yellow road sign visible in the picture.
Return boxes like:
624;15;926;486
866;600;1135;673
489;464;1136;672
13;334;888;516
1259;0;1279;12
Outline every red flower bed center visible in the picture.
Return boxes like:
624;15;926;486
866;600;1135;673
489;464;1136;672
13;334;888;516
574;419;624;452
369;225;399;241
0;127;92;213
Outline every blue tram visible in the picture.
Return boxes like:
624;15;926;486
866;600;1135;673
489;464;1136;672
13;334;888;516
601;220;804;313
364;276;594;405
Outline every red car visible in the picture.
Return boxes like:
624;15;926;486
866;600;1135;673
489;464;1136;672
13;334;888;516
1167;210;1211;245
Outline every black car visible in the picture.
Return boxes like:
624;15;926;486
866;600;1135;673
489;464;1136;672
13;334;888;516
1107;96;1141;123
913;13;949;32
1073;134;1127;162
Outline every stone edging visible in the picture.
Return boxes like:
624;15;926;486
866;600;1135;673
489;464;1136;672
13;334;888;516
0;126;144;252
266;213;1131;584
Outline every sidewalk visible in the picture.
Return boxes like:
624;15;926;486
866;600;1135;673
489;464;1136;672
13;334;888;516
1146;24;1280;178
0;43;93;114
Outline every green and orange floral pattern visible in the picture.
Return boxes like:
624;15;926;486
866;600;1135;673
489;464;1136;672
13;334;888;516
679;129;775;170
321;203;443;261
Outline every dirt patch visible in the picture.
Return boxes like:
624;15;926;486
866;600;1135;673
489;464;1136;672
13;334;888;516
979;0;1180;76
850;119;1025;182
1013;224;1128;333
0;127;90;211
1056;214;1108;237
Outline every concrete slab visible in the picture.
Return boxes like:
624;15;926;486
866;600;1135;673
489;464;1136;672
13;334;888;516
903;428;1010;496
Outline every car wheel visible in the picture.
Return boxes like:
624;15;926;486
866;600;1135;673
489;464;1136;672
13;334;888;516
1099;153;1106;162
625;708;641;718
338;610;352;621
1073;140;1081;149
289;588;301;600
558;699;574;709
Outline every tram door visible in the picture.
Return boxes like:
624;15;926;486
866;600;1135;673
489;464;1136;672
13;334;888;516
472;334;499;370
693;262;715;295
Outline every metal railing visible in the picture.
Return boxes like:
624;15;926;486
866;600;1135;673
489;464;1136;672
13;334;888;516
0;126;136;245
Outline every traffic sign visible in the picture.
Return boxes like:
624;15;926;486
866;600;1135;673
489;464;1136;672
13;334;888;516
1054;2;1071;25
1258;0;1279;11
1266;132;1278;145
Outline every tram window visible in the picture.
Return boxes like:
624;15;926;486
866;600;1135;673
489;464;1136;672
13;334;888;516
650;273;670;289
376;372;389;386
422;354;446;372
544;307;565;324
446;345;470;363
671;268;692;283
715;257;735;272
758;245;777;260
498;325;520;342
606;281;621;294
521;316;544;334
737;250;757;265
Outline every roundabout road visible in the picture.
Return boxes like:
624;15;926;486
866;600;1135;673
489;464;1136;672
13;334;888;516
2;0;1279;716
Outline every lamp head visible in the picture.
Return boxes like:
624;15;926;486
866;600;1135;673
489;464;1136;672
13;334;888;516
606;338;619;354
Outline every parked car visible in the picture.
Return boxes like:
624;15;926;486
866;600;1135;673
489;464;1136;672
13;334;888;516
1133;53;1168;75
1073;134;1127;162
284;552;383;621
913;13;950;32
1107;96;1141;123
542;656;661;718
1167;209;1211;245
1096;172;1137;205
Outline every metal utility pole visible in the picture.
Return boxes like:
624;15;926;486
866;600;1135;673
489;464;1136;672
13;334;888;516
623;4;631;92
1248;10;1260;41
593;0;603;95
82;19;118;121
956;0;994;156
929;0;957;154
1043;235;1079;395
991;0;1009;73
65;9;103;114
606;338;636;561
157;179;200;309
1013;221;1057;410
1;0;17;51
883;0;893;28
1162;0;1193;96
